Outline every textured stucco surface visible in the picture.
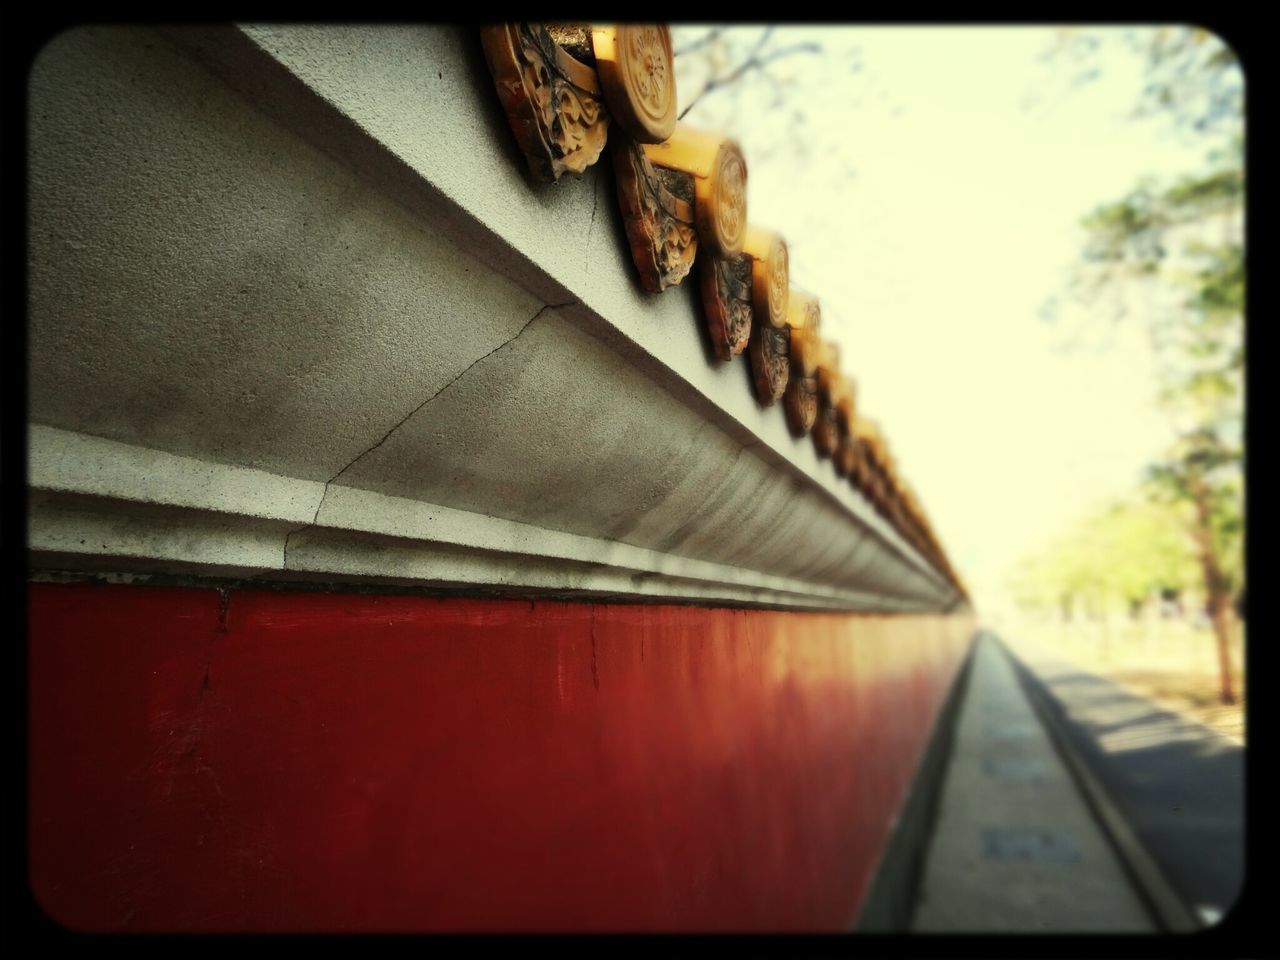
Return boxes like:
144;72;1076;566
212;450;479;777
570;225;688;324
29;424;940;610
28;26;544;483
27;25;960;610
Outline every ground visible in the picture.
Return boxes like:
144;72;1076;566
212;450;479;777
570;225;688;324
999;616;1244;742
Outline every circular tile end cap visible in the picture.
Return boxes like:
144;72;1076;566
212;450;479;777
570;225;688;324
700;138;748;257
592;25;677;143
744;227;789;329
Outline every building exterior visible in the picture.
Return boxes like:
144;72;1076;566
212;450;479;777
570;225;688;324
27;24;974;931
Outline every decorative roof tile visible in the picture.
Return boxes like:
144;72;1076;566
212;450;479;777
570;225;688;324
480;23;963;593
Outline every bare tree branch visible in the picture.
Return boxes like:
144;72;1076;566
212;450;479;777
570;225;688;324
677;27;821;121
674;26;727;58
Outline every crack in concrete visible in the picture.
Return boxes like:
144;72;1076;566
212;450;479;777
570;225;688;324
585;173;602;273
155;632;222;807
283;473;339;569
590;605;601;691
733;438;763;469
216;586;230;634
282;301;573;568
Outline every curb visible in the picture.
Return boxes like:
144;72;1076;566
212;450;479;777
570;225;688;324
851;632;980;932
996;635;1203;934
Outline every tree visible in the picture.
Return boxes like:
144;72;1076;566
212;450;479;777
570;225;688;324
1007;497;1200;624
1035;26;1242;151
1051;27;1244;702
672;26;821;123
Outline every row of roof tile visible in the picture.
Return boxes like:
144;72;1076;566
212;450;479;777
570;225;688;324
480;23;966;598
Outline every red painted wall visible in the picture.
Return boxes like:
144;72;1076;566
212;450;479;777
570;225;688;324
28;582;973;932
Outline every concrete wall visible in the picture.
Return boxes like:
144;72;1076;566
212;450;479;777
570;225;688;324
27;25;960;612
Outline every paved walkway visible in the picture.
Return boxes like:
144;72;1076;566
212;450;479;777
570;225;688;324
1003;634;1243;927
910;634;1156;932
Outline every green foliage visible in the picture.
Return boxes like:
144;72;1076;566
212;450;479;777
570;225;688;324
1144;432;1244;597
1133;27;1242;145
1072;162;1243;610
1008;497;1200;615
1034;25;1245;618
1165;168;1244;216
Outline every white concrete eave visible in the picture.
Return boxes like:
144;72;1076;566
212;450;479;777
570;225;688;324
26;25;962;612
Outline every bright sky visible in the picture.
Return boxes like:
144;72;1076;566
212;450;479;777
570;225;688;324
675;26;1214;615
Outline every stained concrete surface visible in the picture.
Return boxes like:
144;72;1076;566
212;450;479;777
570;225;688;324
27;25;955;609
911;635;1156;932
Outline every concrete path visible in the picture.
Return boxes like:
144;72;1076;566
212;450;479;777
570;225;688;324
1002;634;1243;927
910;634;1156;932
